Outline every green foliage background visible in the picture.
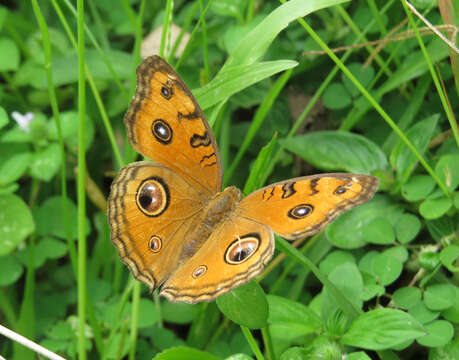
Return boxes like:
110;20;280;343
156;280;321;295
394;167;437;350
0;0;458;359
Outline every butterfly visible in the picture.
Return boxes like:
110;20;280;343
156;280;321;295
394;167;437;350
107;56;379;304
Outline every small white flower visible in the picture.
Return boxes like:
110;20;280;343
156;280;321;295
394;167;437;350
11;111;34;133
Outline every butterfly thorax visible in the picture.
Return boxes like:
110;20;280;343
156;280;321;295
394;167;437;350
179;186;242;261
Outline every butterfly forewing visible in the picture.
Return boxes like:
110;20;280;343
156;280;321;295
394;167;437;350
238;174;379;239
125;56;223;194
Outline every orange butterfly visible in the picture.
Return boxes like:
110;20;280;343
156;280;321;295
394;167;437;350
108;56;378;303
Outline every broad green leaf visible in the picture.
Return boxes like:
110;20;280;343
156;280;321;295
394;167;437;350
429;337;459;360
442;287;459;324
363;217;395;245
0;147;31;186
34;196;91;240
153;346;220;360
435;154;459;191
322;83;351;109
217;281;268;329
390;114;438;183
0;255;23;286
342;309;426;350
327;195;403;249
346;352;372;360
372;253;403;286
281;131;387;173
15;49;132;89
322;262;363;319
419;196;452;219
342;63;375;97
267;295;321;336
319;250;355;276
160;302;200;324
222;0;348;70
0;106;7;129
0;37;19;71
416;320;454;347
243;133;277;194
401;175;436;202
395;213;421;244
393;287;422;310
423;284;457;311
211;0;246;21
194;60;297;109
0;194;35;255
29;143;62;181
440;245;459;273
384;246;409;263
409;301;439;324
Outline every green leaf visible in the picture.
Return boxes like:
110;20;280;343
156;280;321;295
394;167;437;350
390;114;438;183
222;0;348;70
341;309;426;350
346;351;372;360
440;245;459;273
322;83;351;109
0;194;35;255
401;175;436;202
0;143;31;186
392;287;422;310
435;154;459;191
135;299;160;328
395;213;421;244
243;132;277;194
327;195;403;249
342;63;375;97
280;131;387;173
419;196;452;219
217;281;268;329
211;0;246;21
416;320;454;347
372;253;403;286
160;302;200;324
34;196;91;240
0;106;8;129
319;250;355;276
0;37;19;71
153;346;220;360
442;287;459;324
322;262;363;318
363;217;395;245
29;143;62;181
429;337;459;359
267;295;321;338
0;255;23;286
194;60;297;109
409;301;439;324
423;284;457;311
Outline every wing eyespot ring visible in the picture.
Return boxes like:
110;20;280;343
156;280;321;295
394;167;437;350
225;233;260;265
288;204;314;219
152;119;173;144
161;84;173;99
334;186;347;195
136;176;170;217
192;265;207;279
148;235;162;253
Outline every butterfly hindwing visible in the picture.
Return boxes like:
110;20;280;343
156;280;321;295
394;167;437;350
108;161;206;289
160;216;274;304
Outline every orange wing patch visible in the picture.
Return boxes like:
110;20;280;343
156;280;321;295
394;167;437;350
124;56;223;194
